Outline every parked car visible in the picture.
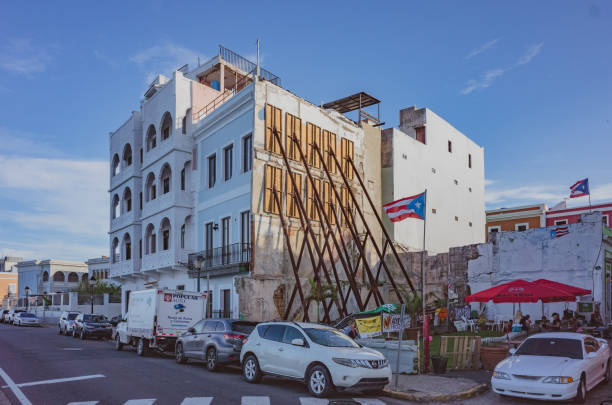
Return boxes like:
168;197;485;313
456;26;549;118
72;313;112;340
58;311;81;335
6;309;24;324
492;332;610;403
13;312;40;326
175;318;257;371
0;309;9;323
240;322;391;398
109;315;124;327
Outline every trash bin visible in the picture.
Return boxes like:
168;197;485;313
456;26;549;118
431;355;447;374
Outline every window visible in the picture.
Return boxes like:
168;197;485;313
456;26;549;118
112;194;120;219
111;237;119;263
286;172;303;218
265;104;282;154
180;168;185;190
454;179;459;185
123;144;132;167
42;272;49;282
306;123;322;167
454;216;459;222
415;126;426;144
448;140;452;153
139;192;143;210
241;211;251;246
123;188;132;213
323;130;337;173
468;154;472;168
161;112;172;141
124;233;132;260
182;116;187;135
161;218;171;250
140;148;143;164
432;208;437;214
341;138;354;179
161;164;171;194
515;223;529;232
554;219;568;226
224;144;233;181
488;226;501;233
145;224;156;254
602;215;609;226
146;172;156;201
264;165;283;214
146;125;156;151
286;113;303;160
139;239;142;259
177;284;185;291
469;187;472;193
469;222;473;227
112;154;120;176
262;325;286;342
307;178;321;221
180;224;185;249
221;217;230;264
341;187;353;227
431;168;436;174
242;133;252;172
323;181;336;224
205;222;214;253
208;154;216;188
67;272;79;282
282;326;306;344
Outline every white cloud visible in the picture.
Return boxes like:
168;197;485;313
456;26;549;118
485;181;612;208
484;179;496;186
0;127;62;157
0;38;54;75
461;42;544;95
130;41;203;83
465;38;499;60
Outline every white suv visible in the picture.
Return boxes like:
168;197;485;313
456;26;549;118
58;311;81;335
240;322;391;397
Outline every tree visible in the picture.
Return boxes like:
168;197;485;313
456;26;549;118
306;277;337;323
72;280;120;296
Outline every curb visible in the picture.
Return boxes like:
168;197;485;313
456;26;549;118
383;383;489;402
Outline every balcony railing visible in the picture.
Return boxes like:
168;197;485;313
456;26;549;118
188;243;251;276
219;45;281;86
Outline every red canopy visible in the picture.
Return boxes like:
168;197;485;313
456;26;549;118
465;279;577;304
532;279;591;297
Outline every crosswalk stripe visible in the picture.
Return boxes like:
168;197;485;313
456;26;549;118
298;398;328;405
179;398;213;405
241;396;270;405
66;402;99;405
353;399;386;405
123;400;156;405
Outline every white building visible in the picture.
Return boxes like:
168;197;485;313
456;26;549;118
0;256;22;273
381;107;485;254
16;260;88;297
86;256;116;285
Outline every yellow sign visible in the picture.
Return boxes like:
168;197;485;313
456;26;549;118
355;316;382;337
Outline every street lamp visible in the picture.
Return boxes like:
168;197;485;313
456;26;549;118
89;275;96;314
24;286;30;312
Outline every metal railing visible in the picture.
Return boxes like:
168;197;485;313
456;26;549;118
219;45;281;85
210;309;233;319
188;243;251;273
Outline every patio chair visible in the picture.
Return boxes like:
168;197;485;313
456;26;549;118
493;315;504;331
453;320;467;332
462;316;479;332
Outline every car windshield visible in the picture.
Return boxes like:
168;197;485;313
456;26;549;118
21;313;36;318
303;327;360;348
83;315;107;323
515;338;583;360
67;313;78;320
229;321;257;334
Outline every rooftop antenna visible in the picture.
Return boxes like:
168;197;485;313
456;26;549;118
197;56;200;67
256;39;261;79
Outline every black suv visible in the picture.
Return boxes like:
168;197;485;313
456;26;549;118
73;313;112;340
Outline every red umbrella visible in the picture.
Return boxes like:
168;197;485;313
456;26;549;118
465;279;577;304
532;279;591;297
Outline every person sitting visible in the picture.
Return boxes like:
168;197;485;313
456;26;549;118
550;313;561;330
520;314;532;334
540;315;549;330
504;320;513;334
342;320;359;339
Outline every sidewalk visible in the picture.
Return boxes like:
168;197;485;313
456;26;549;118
384;373;489;402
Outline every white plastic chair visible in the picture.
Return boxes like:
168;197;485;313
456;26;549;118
454;320;467;332
462;316;479;332
494;315;504;331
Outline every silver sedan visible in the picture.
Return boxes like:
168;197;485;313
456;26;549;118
14;313;41;326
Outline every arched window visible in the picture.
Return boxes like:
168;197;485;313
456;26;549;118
112;237;119;263
67;272;79;282
160;218;171;251
42;271;49;282
112;154;120;176
123;233;132;261
180;224;185;249
123;144;133;167
160;164;172;195
123;187;132;213
160;112;172;141
82;273;88;282
146;125;157;151
181;161;191;191
112;194;120;219
145;224;156;254
53;272;65;282
145;172;156;201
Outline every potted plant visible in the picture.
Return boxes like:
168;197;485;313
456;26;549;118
480;340;510;371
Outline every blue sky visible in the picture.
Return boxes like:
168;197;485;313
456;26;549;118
0;1;610;260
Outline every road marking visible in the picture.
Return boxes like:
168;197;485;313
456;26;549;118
179;398;213;405
62;348;82;351
0;367;32;405
66;402;99;405
1;374;105;388
123;400;156;405
299;398;328;405
241;397;270;405
353;399;386;405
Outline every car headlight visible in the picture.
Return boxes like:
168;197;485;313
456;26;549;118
333;358;359;368
332;358;387;369
492;371;511;380
543;376;573;384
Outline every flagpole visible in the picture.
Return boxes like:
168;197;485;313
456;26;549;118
422;189;429;373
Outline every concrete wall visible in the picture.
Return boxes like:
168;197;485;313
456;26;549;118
382;108;485;254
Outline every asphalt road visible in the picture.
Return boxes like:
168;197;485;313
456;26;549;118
1;323;609;405
0;322;405;405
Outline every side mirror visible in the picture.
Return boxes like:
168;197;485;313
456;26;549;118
188;327;196;334
508;348;517;355
291;338;305;347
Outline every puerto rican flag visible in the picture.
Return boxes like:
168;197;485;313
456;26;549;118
383;192;426;222
550;226;569;238
570;178;590;198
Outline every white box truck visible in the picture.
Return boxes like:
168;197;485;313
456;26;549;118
115;289;206;356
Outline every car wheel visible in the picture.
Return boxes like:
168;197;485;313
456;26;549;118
206;347;218;372
175;343;187;364
242;354;262;383
136;338;148;356
307;364;333;398
115;334;123;351
574;375;587;404
58;326;63;335
73;328;78;338
80;330;86;340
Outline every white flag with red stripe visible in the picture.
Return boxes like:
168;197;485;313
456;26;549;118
383;192;426;222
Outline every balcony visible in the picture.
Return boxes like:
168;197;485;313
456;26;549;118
110;164;136;190
141;250;174;272
188;243;251;277
110;259;140;278
111;210;138;232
